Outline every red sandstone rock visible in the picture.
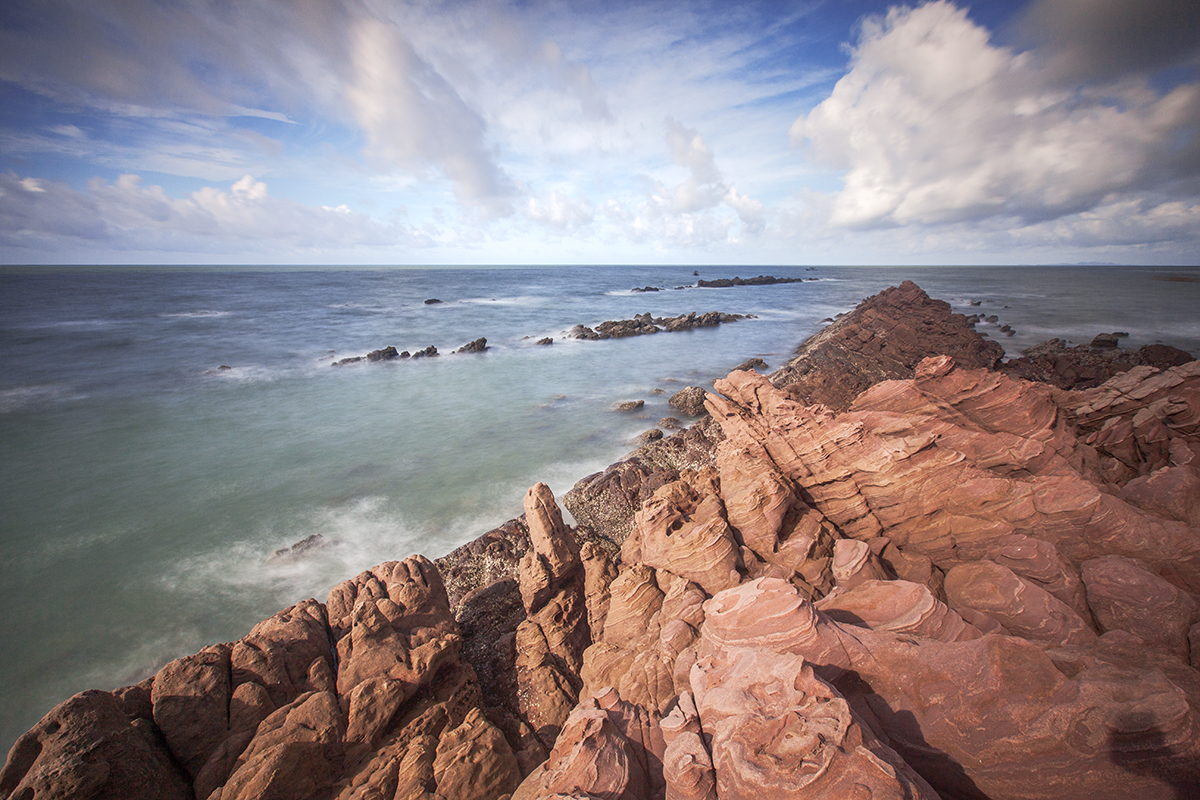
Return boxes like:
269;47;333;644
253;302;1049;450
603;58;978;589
231;597;336;710
218;691;344;800
771;280;1004;411
516;688;664;800
707;362;1200;593
626;468;742;596
689;647;939;800
431;707;521;800
817;579;982;642
515;484;593;753
151;643;233;779
331;556;461;705
702;577;1200;800
1119;465;1200;526
0;690;190;800
1081;555;1199;659
943;561;1097;648
563;417;724;544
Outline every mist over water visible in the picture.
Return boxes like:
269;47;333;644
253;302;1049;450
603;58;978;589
2;263;1198;751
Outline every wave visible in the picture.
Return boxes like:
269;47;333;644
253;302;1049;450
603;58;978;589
0;384;86;413
159;310;231;319
458;295;551;307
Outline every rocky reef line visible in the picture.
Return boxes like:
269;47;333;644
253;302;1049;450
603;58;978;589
6;281;1200;800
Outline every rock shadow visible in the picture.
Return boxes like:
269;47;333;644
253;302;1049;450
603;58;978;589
833;669;990;800
1107;714;1200;798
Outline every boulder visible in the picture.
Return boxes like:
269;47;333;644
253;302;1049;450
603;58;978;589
668;386;707;417
0;690;190;800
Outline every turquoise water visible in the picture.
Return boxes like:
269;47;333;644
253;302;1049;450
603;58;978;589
2;264;1198;751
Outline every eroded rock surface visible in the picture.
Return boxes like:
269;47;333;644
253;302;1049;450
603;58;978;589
770;279;1005;411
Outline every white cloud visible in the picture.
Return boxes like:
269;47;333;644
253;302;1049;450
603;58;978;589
345;15;516;218
791;0;1200;232
523;190;594;230
0;172;428;258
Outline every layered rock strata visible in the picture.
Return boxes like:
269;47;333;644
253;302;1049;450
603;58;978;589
7;281;1200;800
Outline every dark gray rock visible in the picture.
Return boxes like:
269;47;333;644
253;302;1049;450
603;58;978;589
734;357;769;372
1091;332;1125;348
366;346;399;361
456;338;489;354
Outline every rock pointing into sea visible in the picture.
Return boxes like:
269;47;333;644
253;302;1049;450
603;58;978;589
6;280;1200;800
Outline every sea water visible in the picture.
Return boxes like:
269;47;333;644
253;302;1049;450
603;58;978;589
2;264;1198;750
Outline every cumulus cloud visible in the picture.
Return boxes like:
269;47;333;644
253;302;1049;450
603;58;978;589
624;117;766;243
0;172;426;257
792;0;1200;231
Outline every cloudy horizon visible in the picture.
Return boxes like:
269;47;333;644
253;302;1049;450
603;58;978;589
1;0;1198;266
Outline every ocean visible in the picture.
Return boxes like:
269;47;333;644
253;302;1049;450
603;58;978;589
2;264;1198;751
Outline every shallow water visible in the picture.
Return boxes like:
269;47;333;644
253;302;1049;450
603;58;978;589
2;263;1197;750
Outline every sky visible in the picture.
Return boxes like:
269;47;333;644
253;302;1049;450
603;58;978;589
1;0;1198;266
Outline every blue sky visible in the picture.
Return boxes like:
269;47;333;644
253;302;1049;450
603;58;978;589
1;0;1197;265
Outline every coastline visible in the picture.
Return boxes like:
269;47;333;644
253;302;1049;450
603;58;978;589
4;275;1200;799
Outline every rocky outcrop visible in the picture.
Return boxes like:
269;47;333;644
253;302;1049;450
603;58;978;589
0;690;190;800
518;351;1200;800
10;281;1200;800
456;338;489;354
569;311;752;341
563;417;725;545
1002;337;1193;389
771;279;1005;411
696;275;810;287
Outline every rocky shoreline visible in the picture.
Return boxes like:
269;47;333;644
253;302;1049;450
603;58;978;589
6;281;1200;799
